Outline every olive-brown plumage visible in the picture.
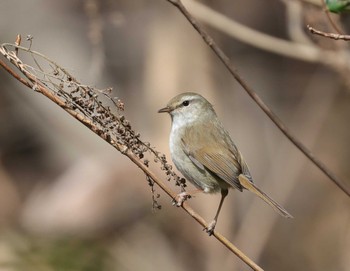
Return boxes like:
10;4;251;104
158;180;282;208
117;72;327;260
159;92;292;235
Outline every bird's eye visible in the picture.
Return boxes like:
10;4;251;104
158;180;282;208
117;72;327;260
182;100;190;106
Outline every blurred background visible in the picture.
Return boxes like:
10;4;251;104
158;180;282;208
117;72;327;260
0;0;350;270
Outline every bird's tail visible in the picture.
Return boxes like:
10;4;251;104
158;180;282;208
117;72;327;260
238;174;293;218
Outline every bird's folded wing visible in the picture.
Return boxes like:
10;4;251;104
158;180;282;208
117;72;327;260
181;124;253;190
183;141;243;190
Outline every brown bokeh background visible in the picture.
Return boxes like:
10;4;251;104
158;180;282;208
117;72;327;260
0;0;350;270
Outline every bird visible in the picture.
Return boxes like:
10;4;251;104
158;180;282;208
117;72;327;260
158;92;293;235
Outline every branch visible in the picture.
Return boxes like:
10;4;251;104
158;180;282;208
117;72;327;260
180;0;349;69
166;0;350;197
307;24;350;40
0;43;263;271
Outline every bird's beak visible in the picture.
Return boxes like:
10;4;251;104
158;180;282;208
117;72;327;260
158;106;171;113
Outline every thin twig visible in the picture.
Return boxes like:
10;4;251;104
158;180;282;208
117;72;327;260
235;67;339;263
320;0;343;34
0;45;263;271
165;0;350;197
307;24;350;40
0;59;32;88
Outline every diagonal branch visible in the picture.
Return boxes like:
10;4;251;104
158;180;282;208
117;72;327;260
165;0;350;197
0;44;264;271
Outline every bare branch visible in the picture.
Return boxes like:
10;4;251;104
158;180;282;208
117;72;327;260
165;0;350;197
307;24;350;40
0;43;263;271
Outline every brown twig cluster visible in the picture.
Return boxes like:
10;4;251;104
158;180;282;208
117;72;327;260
0;41;262;271
0;41;186;205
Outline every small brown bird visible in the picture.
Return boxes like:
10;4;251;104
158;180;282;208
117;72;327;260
159;92;293;235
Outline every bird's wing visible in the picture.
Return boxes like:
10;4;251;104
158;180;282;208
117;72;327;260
181;124;252;191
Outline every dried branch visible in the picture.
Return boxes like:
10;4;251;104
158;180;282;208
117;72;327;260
165;0;350;197
0;42;263;271
307;24;350;40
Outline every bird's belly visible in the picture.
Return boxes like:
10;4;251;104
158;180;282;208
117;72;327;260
170;136;225;193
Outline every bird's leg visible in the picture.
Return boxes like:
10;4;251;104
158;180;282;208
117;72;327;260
205;188;228;236
172;189;202;207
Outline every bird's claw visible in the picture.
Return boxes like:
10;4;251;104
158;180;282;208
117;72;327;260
172;192;191;207
204;220;217;236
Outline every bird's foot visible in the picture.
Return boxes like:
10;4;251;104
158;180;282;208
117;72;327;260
172;192;191;207
204;220;217;236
